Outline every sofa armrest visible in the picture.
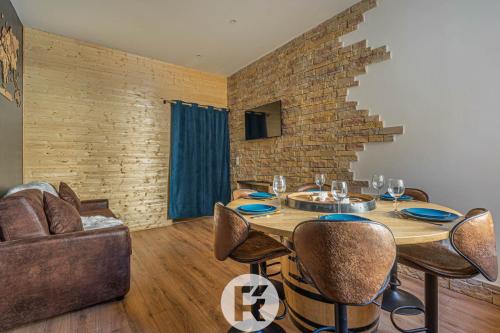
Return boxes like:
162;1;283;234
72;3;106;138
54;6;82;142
81;198;109;211
0;226;131;331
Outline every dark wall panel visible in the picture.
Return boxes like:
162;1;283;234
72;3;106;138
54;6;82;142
0;0;23;195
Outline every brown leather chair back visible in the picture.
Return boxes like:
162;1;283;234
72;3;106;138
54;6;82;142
232;189;256;200
213;202;250;261
297;183;331;192
293;219;396;305
451;208;498;282
404;188;430;202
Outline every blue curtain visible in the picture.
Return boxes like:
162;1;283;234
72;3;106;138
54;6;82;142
168;101;231;219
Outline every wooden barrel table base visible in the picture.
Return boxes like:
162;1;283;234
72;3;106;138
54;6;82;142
281;253;381;333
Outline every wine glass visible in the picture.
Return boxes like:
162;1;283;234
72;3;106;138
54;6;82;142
331;181;348;213
371;174;385;199
314;174;326;192
387;178;405;212
273;175;287;210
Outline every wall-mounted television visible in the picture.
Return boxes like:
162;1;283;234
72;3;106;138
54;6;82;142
244;101;282;140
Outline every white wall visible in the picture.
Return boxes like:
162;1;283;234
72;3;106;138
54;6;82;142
343;0;500;285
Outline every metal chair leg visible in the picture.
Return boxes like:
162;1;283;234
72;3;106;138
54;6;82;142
258;262;287;320
311;303;349;333
259;262;285;300
425;273;439;333
250;263;262;325
383;262;424;315
390;273;439;333
390;306;427;333
335;304;348;333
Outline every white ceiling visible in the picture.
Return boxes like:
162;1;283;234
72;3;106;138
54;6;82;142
12;0;358;75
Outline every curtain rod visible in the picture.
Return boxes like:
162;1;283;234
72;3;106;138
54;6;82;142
163;99;229;112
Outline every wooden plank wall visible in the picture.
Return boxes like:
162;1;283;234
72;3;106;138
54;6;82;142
23;28;227;231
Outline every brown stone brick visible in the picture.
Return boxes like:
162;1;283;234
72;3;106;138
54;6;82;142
380;126;404;135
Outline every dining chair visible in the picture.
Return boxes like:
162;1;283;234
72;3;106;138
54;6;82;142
383;188;430;314
392;208;498;333
232;189;257;200
293;218;396;333
404;188;430;203
297;183;331;192
231;188;283;281
213;202;290;333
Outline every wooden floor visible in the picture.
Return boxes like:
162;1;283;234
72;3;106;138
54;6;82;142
6;218;500;333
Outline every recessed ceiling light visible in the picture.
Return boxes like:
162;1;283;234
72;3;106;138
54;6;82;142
229;19;237;24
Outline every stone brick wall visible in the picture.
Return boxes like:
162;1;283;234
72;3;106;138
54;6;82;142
228;0;403;191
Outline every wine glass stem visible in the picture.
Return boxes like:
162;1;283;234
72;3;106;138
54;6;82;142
394;199;398;212
338;201;341;214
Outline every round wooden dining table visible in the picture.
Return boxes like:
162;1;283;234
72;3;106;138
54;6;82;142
227;196;462;245
226;195;462;333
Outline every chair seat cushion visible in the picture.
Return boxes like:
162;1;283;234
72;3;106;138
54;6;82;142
80;208;116;218
230;230;290;264
398;240;478;279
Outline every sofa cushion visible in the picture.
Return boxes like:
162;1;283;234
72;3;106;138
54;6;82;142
80;208;116;218
8;189;50;233
44;192;83;234
81;215;124;230
5;181;59;197
59;182;82;212
0;196;51;241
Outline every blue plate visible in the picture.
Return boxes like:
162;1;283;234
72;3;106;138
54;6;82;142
248;192;275;199
237;204;276;214
401;208;459;222
306;188;320;192
381;193;414;201
319;214;370;222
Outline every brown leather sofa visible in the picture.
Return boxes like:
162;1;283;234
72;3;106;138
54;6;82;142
0;190;131;331
80;198;117;218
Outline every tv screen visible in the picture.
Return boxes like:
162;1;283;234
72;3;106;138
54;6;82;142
244;101;282;140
